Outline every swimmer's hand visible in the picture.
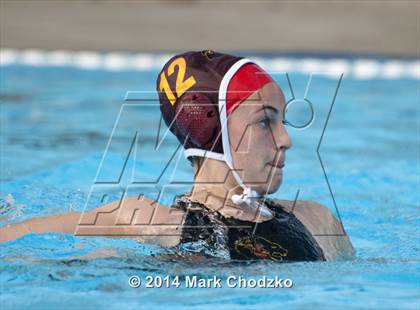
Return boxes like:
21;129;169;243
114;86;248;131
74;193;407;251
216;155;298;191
0;197;185;246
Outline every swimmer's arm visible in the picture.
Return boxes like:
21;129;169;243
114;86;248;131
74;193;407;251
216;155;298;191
0;197;185;246
274;199;355;261
0;211;81;242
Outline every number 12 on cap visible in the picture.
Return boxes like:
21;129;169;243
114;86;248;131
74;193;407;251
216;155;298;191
159;57;197;106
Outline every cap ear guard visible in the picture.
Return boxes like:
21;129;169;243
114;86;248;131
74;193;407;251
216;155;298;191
175;92;220;150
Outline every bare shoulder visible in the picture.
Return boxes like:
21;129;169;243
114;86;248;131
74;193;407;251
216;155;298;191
90;195;185;224
80;195;186;246
274;199;334;215
273;199;341;230
273;199;355;260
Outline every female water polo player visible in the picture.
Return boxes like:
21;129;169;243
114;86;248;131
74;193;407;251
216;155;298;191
0;50;354;261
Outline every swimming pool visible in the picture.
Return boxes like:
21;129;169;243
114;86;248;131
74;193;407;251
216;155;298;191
0;53;419;309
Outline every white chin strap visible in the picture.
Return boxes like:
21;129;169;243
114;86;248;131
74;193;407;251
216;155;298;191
184;58;272;218
231;187;259;205
184;147;262;207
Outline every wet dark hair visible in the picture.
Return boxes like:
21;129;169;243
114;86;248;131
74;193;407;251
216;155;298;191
188;156;204;168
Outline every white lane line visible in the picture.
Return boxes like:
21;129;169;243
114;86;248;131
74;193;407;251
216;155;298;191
0;49;419;80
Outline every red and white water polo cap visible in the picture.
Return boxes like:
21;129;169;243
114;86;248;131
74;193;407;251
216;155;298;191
157;50;275;206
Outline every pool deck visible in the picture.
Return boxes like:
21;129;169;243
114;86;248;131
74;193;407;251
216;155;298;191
0;0;419;57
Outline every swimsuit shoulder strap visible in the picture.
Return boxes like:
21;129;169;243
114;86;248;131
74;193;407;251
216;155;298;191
170;194;230;259
172;194;221;213
262;197;291;218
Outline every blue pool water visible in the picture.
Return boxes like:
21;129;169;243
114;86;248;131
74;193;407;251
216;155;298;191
0;63;419;309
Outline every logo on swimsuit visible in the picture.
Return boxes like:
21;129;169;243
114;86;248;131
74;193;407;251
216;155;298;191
234;235;288;261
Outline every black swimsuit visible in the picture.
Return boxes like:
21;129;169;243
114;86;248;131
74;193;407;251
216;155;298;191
171;195;325;262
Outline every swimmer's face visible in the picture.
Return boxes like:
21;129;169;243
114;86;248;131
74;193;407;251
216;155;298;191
227;82;292;194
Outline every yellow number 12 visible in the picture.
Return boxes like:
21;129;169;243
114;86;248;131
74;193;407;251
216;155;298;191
159;57;196;106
